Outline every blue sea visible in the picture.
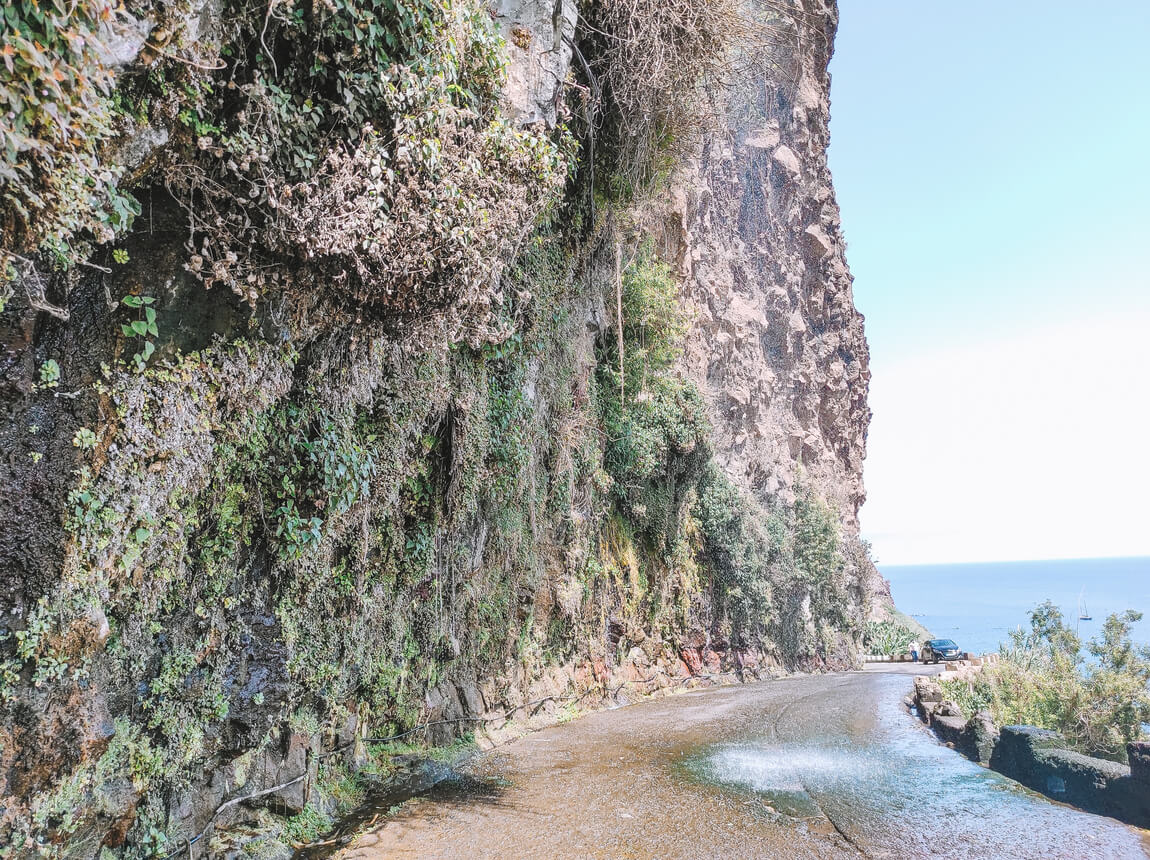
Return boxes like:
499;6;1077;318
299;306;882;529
881;556;1150;656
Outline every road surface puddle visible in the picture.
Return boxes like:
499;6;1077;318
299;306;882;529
685;743;871;819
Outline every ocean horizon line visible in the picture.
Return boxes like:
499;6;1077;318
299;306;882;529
878;554;1150;570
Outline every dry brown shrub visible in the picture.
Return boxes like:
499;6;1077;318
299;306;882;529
582;0;830;190
279;104;570;324
587;0;749;185
170;0;574;326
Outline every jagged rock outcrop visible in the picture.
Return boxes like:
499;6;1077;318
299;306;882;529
640;0;885;624
666;4;870;528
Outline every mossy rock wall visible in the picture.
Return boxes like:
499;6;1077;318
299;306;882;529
0;0;876;854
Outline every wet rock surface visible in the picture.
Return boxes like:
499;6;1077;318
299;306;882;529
990;726;1150;828
337;669;1149;859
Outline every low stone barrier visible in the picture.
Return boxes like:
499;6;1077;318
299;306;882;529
991;727;1150;825
910;676;1150;828
1129;741;1150;784
910;675;996;765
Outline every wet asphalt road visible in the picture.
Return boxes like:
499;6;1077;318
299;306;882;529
338;667;1149;859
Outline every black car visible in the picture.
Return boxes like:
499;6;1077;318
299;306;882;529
921;638;964;664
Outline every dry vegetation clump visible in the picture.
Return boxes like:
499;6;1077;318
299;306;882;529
170;0;575;319
278;97;571;322
583;0;748;188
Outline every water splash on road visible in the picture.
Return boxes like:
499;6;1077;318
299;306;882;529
682;675;1149;859
687;743;875;818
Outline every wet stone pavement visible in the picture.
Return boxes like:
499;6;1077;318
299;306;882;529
335;667;1150;859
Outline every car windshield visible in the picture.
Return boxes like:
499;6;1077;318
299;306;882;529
932;640;957;648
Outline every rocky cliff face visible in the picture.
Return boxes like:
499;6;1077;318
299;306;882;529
640;0;882;622
0;0;883;854
667;14;870;528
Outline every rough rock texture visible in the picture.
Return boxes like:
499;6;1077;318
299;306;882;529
989;726;1150;827
913;675;943;705
1127;741;1150;785
495;0;576;126
650;2;869;528
910;689;1150;827
965;709;999;766
637;0;895;622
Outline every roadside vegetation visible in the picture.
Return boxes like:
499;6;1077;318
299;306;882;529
864;620;918;657
940;601;1150;762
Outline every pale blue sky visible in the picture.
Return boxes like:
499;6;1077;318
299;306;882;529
828;1;1150;564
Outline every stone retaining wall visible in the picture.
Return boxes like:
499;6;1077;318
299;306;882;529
911;674;1150;828
990;727;1150;826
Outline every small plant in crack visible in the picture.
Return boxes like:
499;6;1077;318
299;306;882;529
120;295;158;371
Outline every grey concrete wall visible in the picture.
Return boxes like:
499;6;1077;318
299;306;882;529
990;727;1149;827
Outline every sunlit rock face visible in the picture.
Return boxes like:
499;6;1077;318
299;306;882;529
495;0;577;127
650;0;871;531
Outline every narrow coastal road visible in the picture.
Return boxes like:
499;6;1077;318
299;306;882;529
337;668;1149;859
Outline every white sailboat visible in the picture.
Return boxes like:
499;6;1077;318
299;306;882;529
1078;587;1092;622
